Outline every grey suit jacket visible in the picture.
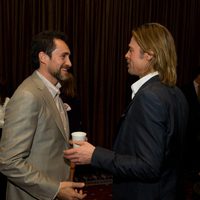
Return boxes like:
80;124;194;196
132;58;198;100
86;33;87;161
0;71;70;200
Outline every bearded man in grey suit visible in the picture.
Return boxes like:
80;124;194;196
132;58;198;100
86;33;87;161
0;31;86;200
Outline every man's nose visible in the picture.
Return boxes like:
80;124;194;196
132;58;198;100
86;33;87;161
65;57;72;67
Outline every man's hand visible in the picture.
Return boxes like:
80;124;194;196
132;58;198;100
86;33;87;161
63;141;95;165
57;181;87;200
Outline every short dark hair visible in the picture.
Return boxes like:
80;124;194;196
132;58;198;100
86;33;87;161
31;31;68;69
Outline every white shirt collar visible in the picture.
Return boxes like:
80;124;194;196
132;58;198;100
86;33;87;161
131;71;159;99
36;70;61;98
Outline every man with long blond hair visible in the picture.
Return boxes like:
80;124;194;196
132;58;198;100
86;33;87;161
64;23;189;200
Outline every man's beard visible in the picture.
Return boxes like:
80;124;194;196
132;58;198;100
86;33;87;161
52;68;69;82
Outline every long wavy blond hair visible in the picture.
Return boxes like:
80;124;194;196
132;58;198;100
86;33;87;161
132;23;177;86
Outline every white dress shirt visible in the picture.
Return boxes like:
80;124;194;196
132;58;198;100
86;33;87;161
131;71;159;99
36;71;68;133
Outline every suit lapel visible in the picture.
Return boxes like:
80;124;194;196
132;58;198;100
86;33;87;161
120;75;160;119
31;72;69;142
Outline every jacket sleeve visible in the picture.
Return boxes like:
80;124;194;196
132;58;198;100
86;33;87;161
0;89;59;200
91;90;169;181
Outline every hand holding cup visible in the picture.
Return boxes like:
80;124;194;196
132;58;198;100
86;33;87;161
71;131;87;148
64;133;95;165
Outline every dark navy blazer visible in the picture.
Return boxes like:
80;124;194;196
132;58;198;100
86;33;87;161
92;76;189;200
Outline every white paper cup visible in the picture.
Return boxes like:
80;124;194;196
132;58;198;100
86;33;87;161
71;131;87;148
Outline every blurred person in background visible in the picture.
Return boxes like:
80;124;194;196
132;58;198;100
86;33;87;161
0;79;10;139
60;72;82;133
0;78;10;200
181;66;200;199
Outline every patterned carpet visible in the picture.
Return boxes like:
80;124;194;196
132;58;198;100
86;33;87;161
74;165;112;200
84;184;112;200
1;166;200;200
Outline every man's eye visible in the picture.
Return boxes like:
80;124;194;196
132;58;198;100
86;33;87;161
129;49;133;53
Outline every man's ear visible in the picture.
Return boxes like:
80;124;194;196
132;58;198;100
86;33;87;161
145;50;154;61
38;52;49;64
